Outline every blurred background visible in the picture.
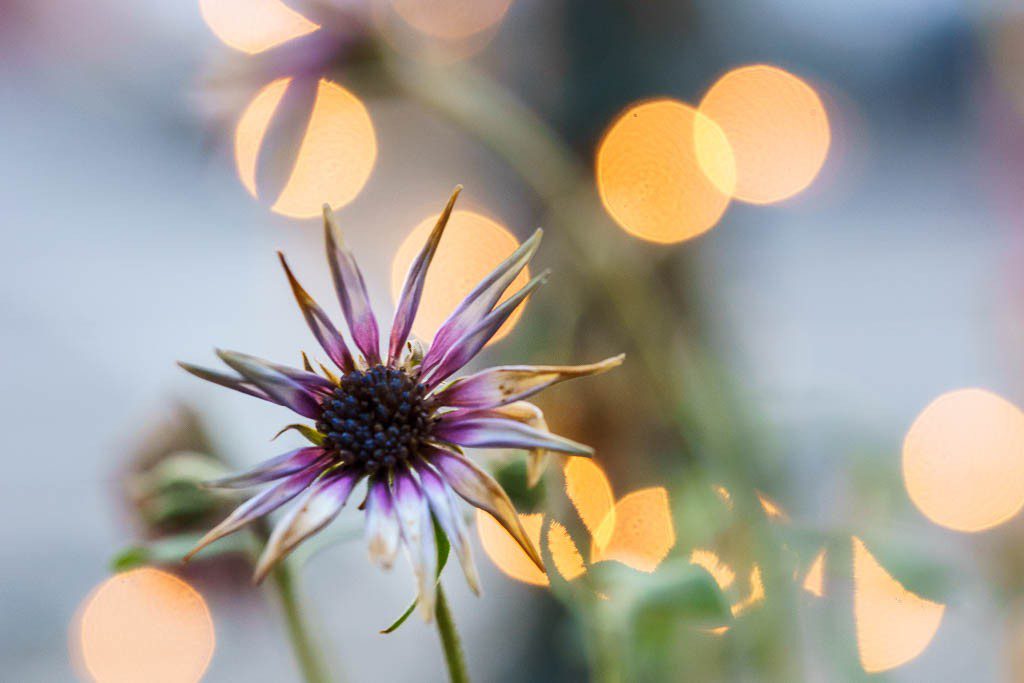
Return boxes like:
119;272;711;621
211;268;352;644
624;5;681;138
5;0;1024;681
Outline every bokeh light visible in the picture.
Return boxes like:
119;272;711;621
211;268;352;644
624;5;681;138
74;568;214;683
802;549;826;597
234;78;377;219
564;458;616;550
389;0;513;40
731;565;764;617
548;521;587;581
902;388;1024;532
199;0;319;54
690;549;735;589
476;509;548;586
755;491;788;521
698;65;830;204
852;537;944;673
591;487;675;572
272;80;377;218
390;210;529;344
596;99;735;244
235;77;291;198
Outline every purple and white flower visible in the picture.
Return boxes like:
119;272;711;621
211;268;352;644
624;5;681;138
180;187;622;618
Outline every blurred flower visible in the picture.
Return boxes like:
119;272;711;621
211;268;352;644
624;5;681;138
180;187;623;620
121;404;233;538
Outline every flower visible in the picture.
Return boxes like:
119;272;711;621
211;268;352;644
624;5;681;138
179;187;623;618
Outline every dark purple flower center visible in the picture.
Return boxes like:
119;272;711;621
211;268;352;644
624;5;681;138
316;365;435;473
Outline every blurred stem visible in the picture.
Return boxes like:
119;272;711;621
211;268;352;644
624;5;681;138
251;520;334;683
435;583;470;683
271;560;333;683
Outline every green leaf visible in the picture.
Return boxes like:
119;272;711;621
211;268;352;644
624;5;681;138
272;424;325;446
381;517;451;634
111;546;151;572
632;561;731;626
110;531;250;572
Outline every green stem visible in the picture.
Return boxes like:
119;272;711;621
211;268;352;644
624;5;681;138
270;561;333;683
434;583;470;683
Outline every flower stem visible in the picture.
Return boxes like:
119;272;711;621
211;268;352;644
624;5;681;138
434;583;470;683
270;560;333;683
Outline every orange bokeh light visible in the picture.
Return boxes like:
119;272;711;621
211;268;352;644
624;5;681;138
390;210;529;344
235;77;291;199
74;568;215;683
756;491;788;521
548;521;587;581
802;549;826;597
852;537;944;673
731;565;764;617
234;79;377;218
690;548;735;590
564;458;616;550
591;487;675;572
389;0;513;40
902;388;1024;532
698;65;830;204
596;98;735;244
272;80;377;218
476;509;548;586
199;0;319;54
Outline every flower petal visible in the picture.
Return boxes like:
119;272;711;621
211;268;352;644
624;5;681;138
484;402;555;488
433;413;593;456
393;468;437;620
184;468;319;561
227;350;335;395
324;205;382;365
364;475;401;570
422;269;550;388
419;228;542;377
177;362;275;403
216;350;322;419
429;447;544;572
253;469;360;582
279;252;356;372
203;447;328;489
434;354;625;409
388;186;461;366
415;459;481;595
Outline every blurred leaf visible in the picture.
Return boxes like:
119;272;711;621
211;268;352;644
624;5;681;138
494;459;545;513
632;560;731;626
381;518;451;634
110;531;250;572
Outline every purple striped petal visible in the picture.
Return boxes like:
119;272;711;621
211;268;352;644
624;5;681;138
388;186;461;366
184;468;320;561
428;447;543;572
178;362;275;403
364;475;401;569
203;447;328;489
221;350;334;395
216;350;322;419
415;459;480;595
393;468;437;620
419;228;542;377
422;270;550;388
279;252;355;373
253;469;360;582
433;413;593;455
434;354;625;409
324;205;382;366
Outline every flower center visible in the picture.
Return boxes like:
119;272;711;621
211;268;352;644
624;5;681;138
317;365;435;473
